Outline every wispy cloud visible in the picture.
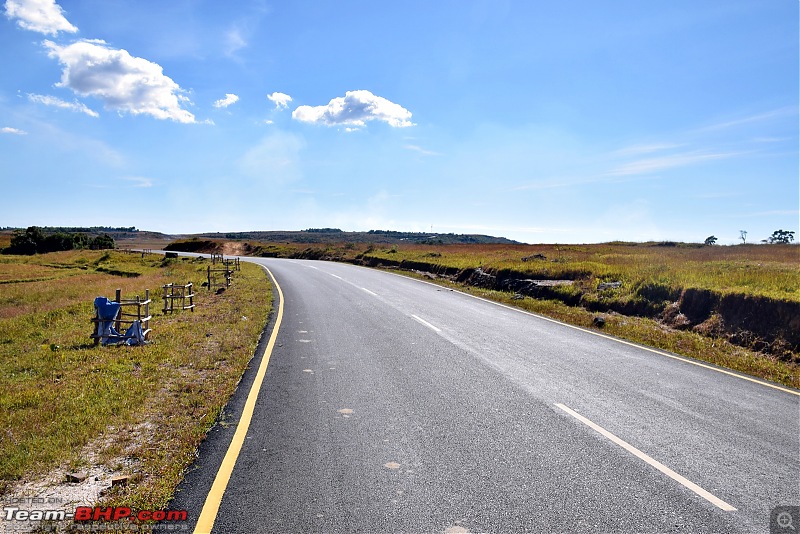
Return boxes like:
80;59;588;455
213;93;239;108
750;136;793;144
4;0;77;35
612;143;683;156
28;93;99;117
35;120;126;166
698;106;798;132
238;132;306;184
222;3;270;58
510;176;607;191
690;191;740;200
512;173;660;191
224;27;248;56
121;176;153;188
1;126;27;135
513;137;750;191
605;150;741;176
404;144;441;156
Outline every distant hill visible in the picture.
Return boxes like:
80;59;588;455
196;229;520;245
1;227;518;248
0;226;174;241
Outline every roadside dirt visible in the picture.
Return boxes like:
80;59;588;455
0;426;145;534
221;242;245;257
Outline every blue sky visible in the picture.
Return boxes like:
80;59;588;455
1;0;797;244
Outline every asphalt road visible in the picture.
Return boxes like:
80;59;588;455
171;257;799;534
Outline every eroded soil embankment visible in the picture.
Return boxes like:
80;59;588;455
355;256;800;362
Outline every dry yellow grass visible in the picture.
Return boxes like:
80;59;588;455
360;242;800;300
0;251;272;511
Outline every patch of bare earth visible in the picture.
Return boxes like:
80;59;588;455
221;242;245;257
0;424;150;534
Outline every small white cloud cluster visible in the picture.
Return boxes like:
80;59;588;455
267;92;292;109
214;93;240;109
44;39;197;123
4;0;76;35
28;93;98;117
1;126;27;135
6;2;417;129
292;90;413;129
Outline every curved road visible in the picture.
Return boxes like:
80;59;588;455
171;257;799;533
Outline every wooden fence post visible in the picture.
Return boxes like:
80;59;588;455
114;289;122;333
162;284;169;314
144;289;150;334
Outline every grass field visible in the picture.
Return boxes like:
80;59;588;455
0;250;271;511
202;240;799;300
355;242;800;301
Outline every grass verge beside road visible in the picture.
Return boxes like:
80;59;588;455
0;251;272;511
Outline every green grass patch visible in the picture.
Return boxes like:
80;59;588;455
0;251;271;509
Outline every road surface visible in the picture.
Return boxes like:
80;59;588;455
171;257;799;533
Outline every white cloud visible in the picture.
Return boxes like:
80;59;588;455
613;143;683;156
238;132;306;184
44;39;197;123
606;151;740;176
404;144;441;156
1;127;27;135
224;27;247;56
267;92;292;109
121;176;153;188
292;90;413;128
213;93;239;108
699;106;798;132
28;93;98;117
4;0;77;35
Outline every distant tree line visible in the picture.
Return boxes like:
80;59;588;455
765;229;795;244
304;228;343;233
3;226;115;255
2;226;137;233
367;230;431;235
704;230;795;246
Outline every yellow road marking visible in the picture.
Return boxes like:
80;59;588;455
555;403;737;511
193;266;284;534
